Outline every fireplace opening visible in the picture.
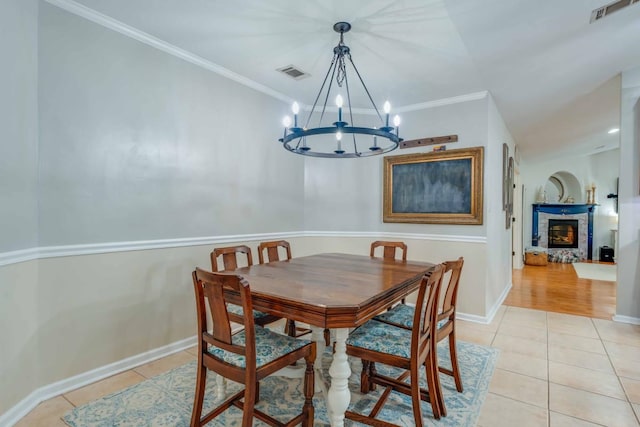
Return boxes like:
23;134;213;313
548;219;579;248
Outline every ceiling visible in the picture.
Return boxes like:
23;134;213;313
52;0;640;161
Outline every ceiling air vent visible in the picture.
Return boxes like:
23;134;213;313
277;65;310;80
590;0;640;23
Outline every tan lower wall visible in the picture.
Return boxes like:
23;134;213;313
0;260;40;415
0;235;489;418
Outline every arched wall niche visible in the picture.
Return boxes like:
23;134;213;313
542;171;583;203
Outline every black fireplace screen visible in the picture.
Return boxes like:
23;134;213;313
548;219;579;248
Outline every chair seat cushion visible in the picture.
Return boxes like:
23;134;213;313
374;303;415;328
374;304;447;329
346;320;412;359
208;326;310;368
227;303;273;321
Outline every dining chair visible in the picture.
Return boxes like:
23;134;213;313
370;240;408;304
374;257;465;399
191;268;316;427
370;240;408;261
345;264;445;425
257;240;312;339
210;245;282;327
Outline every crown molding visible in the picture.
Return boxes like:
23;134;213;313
43;0;291;104
396;91;489;113
44;0;488;114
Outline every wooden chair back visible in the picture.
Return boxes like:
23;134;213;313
370;240;407;261
257;240;292;264
439;257;464;323
192;268;256;373
346;263;446;424
210;245;253;272
257;240;312;339
412;264;445;364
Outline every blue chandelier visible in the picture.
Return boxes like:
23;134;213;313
279;22;402;158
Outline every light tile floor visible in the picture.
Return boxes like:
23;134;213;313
14;305;640;427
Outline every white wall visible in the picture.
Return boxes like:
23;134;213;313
486;96;516;312
590;149;620;252
37;3;305;246
0;0;41;416
303;97;489;236
616;67;640;321
0;0;39;252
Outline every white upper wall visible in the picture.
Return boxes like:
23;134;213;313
0;0;39;252
589;149;621;251
617;67;640;320
37;3;305;246
486;95;516;310
0;0;41;416
303;97;489;235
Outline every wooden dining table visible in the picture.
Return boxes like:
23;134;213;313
230;252;435;427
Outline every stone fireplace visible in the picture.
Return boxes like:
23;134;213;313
532;204;596;261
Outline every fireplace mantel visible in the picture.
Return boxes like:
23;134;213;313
532;204;596;260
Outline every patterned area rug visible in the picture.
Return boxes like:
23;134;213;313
573;262;616;282
63;340;498;427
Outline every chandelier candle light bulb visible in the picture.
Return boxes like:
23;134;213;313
336;95;344;123
393;115;401;136
384;101;391;128
291;102;300;128
282;116;292;139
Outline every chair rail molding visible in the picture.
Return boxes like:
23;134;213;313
0;231;486;267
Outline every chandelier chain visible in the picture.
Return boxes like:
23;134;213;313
303;54;338;130
347;55;384;124
337;55;347;87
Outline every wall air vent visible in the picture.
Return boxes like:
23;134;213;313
590;0;640;23
277;65;310;80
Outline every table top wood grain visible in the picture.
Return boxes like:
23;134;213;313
229;253;434;329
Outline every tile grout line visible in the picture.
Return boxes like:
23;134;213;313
546;311;551;427
594;317;640;425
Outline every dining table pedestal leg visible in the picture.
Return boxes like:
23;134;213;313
328;327;351;427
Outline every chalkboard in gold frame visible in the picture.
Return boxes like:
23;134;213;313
383;147;484;225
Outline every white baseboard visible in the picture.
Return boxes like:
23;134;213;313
0;335;196;427
481;281;513;324
455;281;512;325
612;314;640;325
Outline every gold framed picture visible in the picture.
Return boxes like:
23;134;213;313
383;147;484;225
